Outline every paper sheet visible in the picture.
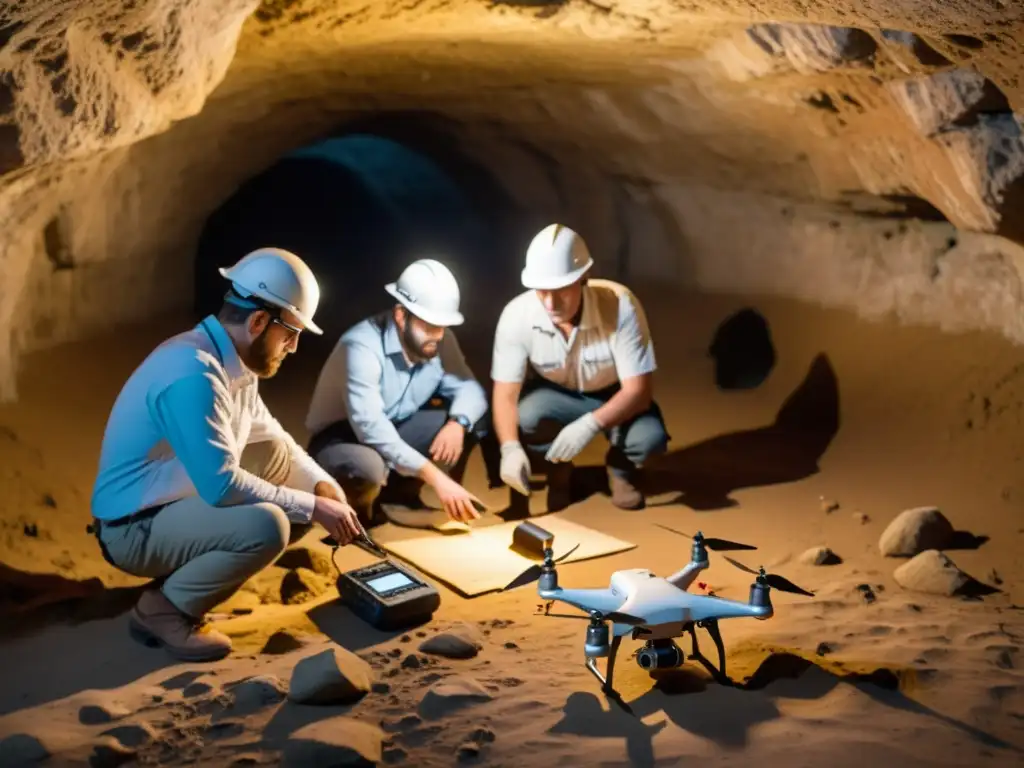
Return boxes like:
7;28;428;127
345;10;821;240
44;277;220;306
373;514;636;596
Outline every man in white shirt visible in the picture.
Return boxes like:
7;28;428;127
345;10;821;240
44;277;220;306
89;248;362;662
490;224;670;511
306;259;494;525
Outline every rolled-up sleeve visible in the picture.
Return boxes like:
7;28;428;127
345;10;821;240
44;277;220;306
248;393;344;505
149;371;318;523
342;340;428;476
436;331;487;425
611;291;657;380
491;302;530;384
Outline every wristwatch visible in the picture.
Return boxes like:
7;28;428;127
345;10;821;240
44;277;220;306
450;414;472;431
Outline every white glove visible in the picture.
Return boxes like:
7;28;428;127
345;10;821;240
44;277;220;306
545;412;602;463
500;441;531;496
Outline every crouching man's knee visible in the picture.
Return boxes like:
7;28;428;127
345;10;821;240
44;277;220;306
624;417;670;466
249;502;291;559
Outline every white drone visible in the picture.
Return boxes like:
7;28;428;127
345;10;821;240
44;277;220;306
504;523;815;702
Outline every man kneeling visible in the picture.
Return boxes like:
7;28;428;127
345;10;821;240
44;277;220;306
89;248;362;662
305;259;494;525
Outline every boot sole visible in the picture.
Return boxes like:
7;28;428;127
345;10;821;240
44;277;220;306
128;616;232;663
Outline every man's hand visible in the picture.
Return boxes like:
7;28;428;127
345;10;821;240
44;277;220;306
314;481;346;503
499;441;531;496
311;495;362;545
545;412;602;463
429;471;482;523
429;420;465;467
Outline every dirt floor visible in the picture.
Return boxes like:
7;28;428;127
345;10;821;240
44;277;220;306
0;286;1022;767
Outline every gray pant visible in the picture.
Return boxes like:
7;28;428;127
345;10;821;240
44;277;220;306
97;439;305;619
518;380;670;478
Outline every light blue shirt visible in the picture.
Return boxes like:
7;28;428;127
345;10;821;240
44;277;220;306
305;312;488;476
91;316;341;523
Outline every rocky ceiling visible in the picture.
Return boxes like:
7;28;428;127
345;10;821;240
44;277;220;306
0;0;1022;400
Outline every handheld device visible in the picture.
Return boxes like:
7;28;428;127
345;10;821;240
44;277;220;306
329;527;440;631
336;558;440;631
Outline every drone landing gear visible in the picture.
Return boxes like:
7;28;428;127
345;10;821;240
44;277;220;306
684;618;730;685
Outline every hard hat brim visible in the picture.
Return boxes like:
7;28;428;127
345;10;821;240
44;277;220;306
385;284;465;327
520;259;593;291
219;267;323;335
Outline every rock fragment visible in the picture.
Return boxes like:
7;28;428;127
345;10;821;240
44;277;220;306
799;546;842;565
893;550;971;596
289;648;373;705
282;716;382;767
879;507;954;556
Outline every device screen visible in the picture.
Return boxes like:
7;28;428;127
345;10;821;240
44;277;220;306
365;571;414;594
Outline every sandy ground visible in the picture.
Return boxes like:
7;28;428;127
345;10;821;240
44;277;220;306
0;286;1022;767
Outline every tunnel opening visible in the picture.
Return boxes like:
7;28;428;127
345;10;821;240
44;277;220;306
193;113;526;382
707;308;777;391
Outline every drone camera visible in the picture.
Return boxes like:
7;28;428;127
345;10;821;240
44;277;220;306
636;639;685;671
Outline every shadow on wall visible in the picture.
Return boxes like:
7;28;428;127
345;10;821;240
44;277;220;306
708;308;777;390
644;352;840;510
193;121;525;370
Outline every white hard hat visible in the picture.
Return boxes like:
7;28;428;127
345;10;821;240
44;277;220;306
218;247;323;335
385;258;464;327
521;223;594;290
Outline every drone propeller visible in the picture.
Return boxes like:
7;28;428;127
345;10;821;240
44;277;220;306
542;608;647;626
722;556;815;597
503;543;580;591
654;524;758;552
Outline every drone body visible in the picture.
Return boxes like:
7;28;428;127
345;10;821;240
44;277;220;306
512;526;814;701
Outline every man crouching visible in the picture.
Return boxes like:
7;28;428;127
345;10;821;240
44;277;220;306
89;247;362;662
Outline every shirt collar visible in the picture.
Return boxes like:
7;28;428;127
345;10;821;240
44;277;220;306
200;315;248;383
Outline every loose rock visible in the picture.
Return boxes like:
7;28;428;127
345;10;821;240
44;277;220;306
419;625;483;660
879;507;954;557
419;677;493;719
893;550;971;596
262;629;308;655
799;546;842;565
852;512;870;524
282;716;383;767
289;647;374;705
819;497;840;513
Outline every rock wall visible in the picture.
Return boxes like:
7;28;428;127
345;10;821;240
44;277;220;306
1;0;1023;400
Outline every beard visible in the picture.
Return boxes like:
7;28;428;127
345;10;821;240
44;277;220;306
243;328;286;378
402;320;440;363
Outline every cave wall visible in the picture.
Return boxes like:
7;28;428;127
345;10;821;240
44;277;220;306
1;0;1023;401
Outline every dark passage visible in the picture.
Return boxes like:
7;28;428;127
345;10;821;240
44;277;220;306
193;116;523;371
707;308;776;390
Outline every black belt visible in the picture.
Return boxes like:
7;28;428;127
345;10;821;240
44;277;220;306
87;503;166;534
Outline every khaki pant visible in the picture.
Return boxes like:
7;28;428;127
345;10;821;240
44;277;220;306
98;439;310;618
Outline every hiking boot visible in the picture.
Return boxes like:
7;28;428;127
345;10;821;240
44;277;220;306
128;589;232;662
546;462;574;513
609;470;645;510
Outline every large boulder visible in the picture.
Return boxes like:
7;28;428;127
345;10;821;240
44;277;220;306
893;550;970;596
879;507;954;557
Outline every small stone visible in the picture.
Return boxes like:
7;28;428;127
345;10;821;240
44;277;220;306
988;569;1003;585
503;642;519;650
853;512;870;524
282;716;383;766
815;642;833;656
400;634;411;643
387;648;402;658
418;677;493;719
469;727;495;744
457;741;480;761
261;630;307;655
799;546;842;566
855;584;876;604
288;648;373;705
893;550;971;596
419;627;482;660
819;497;840;513
401;654;423;669
879;507;954;557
